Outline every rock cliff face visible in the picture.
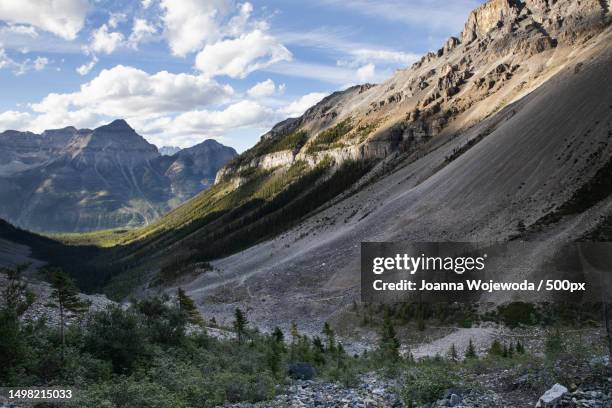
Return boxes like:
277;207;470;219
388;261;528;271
0;120;237;232
215;0;610;189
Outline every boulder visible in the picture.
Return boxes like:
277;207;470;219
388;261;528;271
288;363;316;380
535;383;568;407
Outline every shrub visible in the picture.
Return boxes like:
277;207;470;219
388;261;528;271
83;306;149;373
401;363;457;405
545;329;564;358
77;376;185;408
497;302;538;328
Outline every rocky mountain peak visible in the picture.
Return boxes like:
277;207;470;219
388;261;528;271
96;118;133;132
461;0;522;44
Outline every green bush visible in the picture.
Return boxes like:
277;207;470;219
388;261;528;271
497;302;538;328
77;376;186;408
401;363;457;405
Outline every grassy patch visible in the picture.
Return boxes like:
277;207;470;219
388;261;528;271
307;119;353;153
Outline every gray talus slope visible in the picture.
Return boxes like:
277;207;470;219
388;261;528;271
183;35;612;331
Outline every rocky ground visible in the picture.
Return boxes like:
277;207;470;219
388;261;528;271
220;365;612;408
222;374;402;408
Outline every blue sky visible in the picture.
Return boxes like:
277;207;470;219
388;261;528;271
0;0;482;152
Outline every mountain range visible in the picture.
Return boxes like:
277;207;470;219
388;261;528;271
0;0;610;331
0;119;236;232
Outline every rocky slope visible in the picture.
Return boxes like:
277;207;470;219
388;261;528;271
167;0;611;331
0;120;236;232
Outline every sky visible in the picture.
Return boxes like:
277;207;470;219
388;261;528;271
0;0;483;152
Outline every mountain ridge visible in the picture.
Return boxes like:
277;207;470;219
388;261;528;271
0;120;237;233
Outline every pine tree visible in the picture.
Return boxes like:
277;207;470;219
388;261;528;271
312;336;326;365
465;338;477;359
49;268;88;362
507;342;514;358
266;334;284;376
378;314;400;360
515;340;525;354
177;288;203;325
290;322;299;362
323;322;336;353
488;339;504;357
233;308;248;344
448;343;458;361
272;326;284;343
1;264;35;383
417;302;426;331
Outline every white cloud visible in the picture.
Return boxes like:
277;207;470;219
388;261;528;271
226;2;253;37
76;56;97;75
32;65;234;121
108;12;126;29
347;49;418;66
0;47;35;75
2;24;38;38
0;47;13;69
128;18;157;48
356;63;376;82
0;110;32;130
141;0;153;9
247;79;277;98
0;0;89;40
160;0;232;56
280;92;328;118
89;24;124;54
33;56;48;71
195;30;291;78
129;99;274;147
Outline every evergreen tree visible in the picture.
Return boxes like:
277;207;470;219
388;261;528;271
266;334;284;376
290;321;299;362
378;314;400;360
337;342;345;356
488;339;504;357
312;336;325;353
272;326;284;343
417;302;426;331
2;264;35;316
49;268;88;362
465;338;477;359
515;340;525;354
0;264;35;383
448;343;458;361
323;322;336;352
233;308;248;344
312;336;326;365
177;288;203;325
